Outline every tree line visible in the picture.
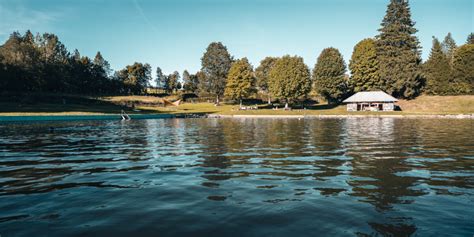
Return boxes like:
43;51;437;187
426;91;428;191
1;0;473;104
0;31;152;95
196;0;473;105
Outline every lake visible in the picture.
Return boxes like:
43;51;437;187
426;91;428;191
0;118;473;236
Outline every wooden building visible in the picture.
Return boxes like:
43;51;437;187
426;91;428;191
343;91;398;112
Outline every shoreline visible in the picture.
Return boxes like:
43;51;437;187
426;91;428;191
209;114;474;119
0;113;473;122
0;114;178;122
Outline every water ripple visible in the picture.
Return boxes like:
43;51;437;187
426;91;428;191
0;118;473;236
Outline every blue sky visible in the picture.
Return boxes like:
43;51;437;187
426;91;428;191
0;0;472;81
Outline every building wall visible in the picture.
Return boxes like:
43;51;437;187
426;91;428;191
347;103;357;111
383;103;395;111
346;102;395;111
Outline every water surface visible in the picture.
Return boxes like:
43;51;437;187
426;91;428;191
0;118;473;236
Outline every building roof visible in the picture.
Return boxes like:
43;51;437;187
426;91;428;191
343;91;398;103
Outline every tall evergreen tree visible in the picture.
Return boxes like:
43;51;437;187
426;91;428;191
313;47;348;103
90;52;112;94
93;51;111;77
78;56;96;94
423;37;451;95
0;30;121;95
37;33;69;64
255;57;278;104
441;32;457;64
36;33;70;92
467;33;474;44
349;38;380;92
451;44;474;94
72;49;81;61
224;58;256;105
376;0;422;98
268;55;311;108
200;42;233;104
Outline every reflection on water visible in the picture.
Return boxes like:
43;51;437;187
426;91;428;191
0;118;473;236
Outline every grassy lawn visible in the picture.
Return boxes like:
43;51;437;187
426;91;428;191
0;94;473;116
130;95;474;116
396;95;474;114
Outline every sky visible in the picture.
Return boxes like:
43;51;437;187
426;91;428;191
0;0;472;82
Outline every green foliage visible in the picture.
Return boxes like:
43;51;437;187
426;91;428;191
188;73;200;94
155;67;169;92
441;33;457;64
176;81;182;91
451;44;474;94
255;57;278;92
0;30;127;95
93;51;111;78
121;62;152;95
195;71;206;94
224;58;256;101
182;70;191;91
167;71;181;93
376;0;423;99
182;70;199;93
0;31;43;91
423;37;451;95
349;38;380;92
200;42;233;102
268;55;311;103
467;33;474;44
255;57;278;103
37;33;69;64
313;48;348;103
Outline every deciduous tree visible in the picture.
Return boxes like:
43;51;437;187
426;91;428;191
224;58;256;105
313;47;349;103
268;55;311;108
155;67;169;92
200;42;233;104
168;71;180;93
183;70;198;93
255;57;278;104
349;38;380;92
122;62;151;95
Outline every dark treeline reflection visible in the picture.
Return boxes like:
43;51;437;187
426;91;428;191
0;118;473;236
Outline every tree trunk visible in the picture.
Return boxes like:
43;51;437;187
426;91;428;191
240;99;242;108
285;99;289;110
216;95;220;106
267;96;271;104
